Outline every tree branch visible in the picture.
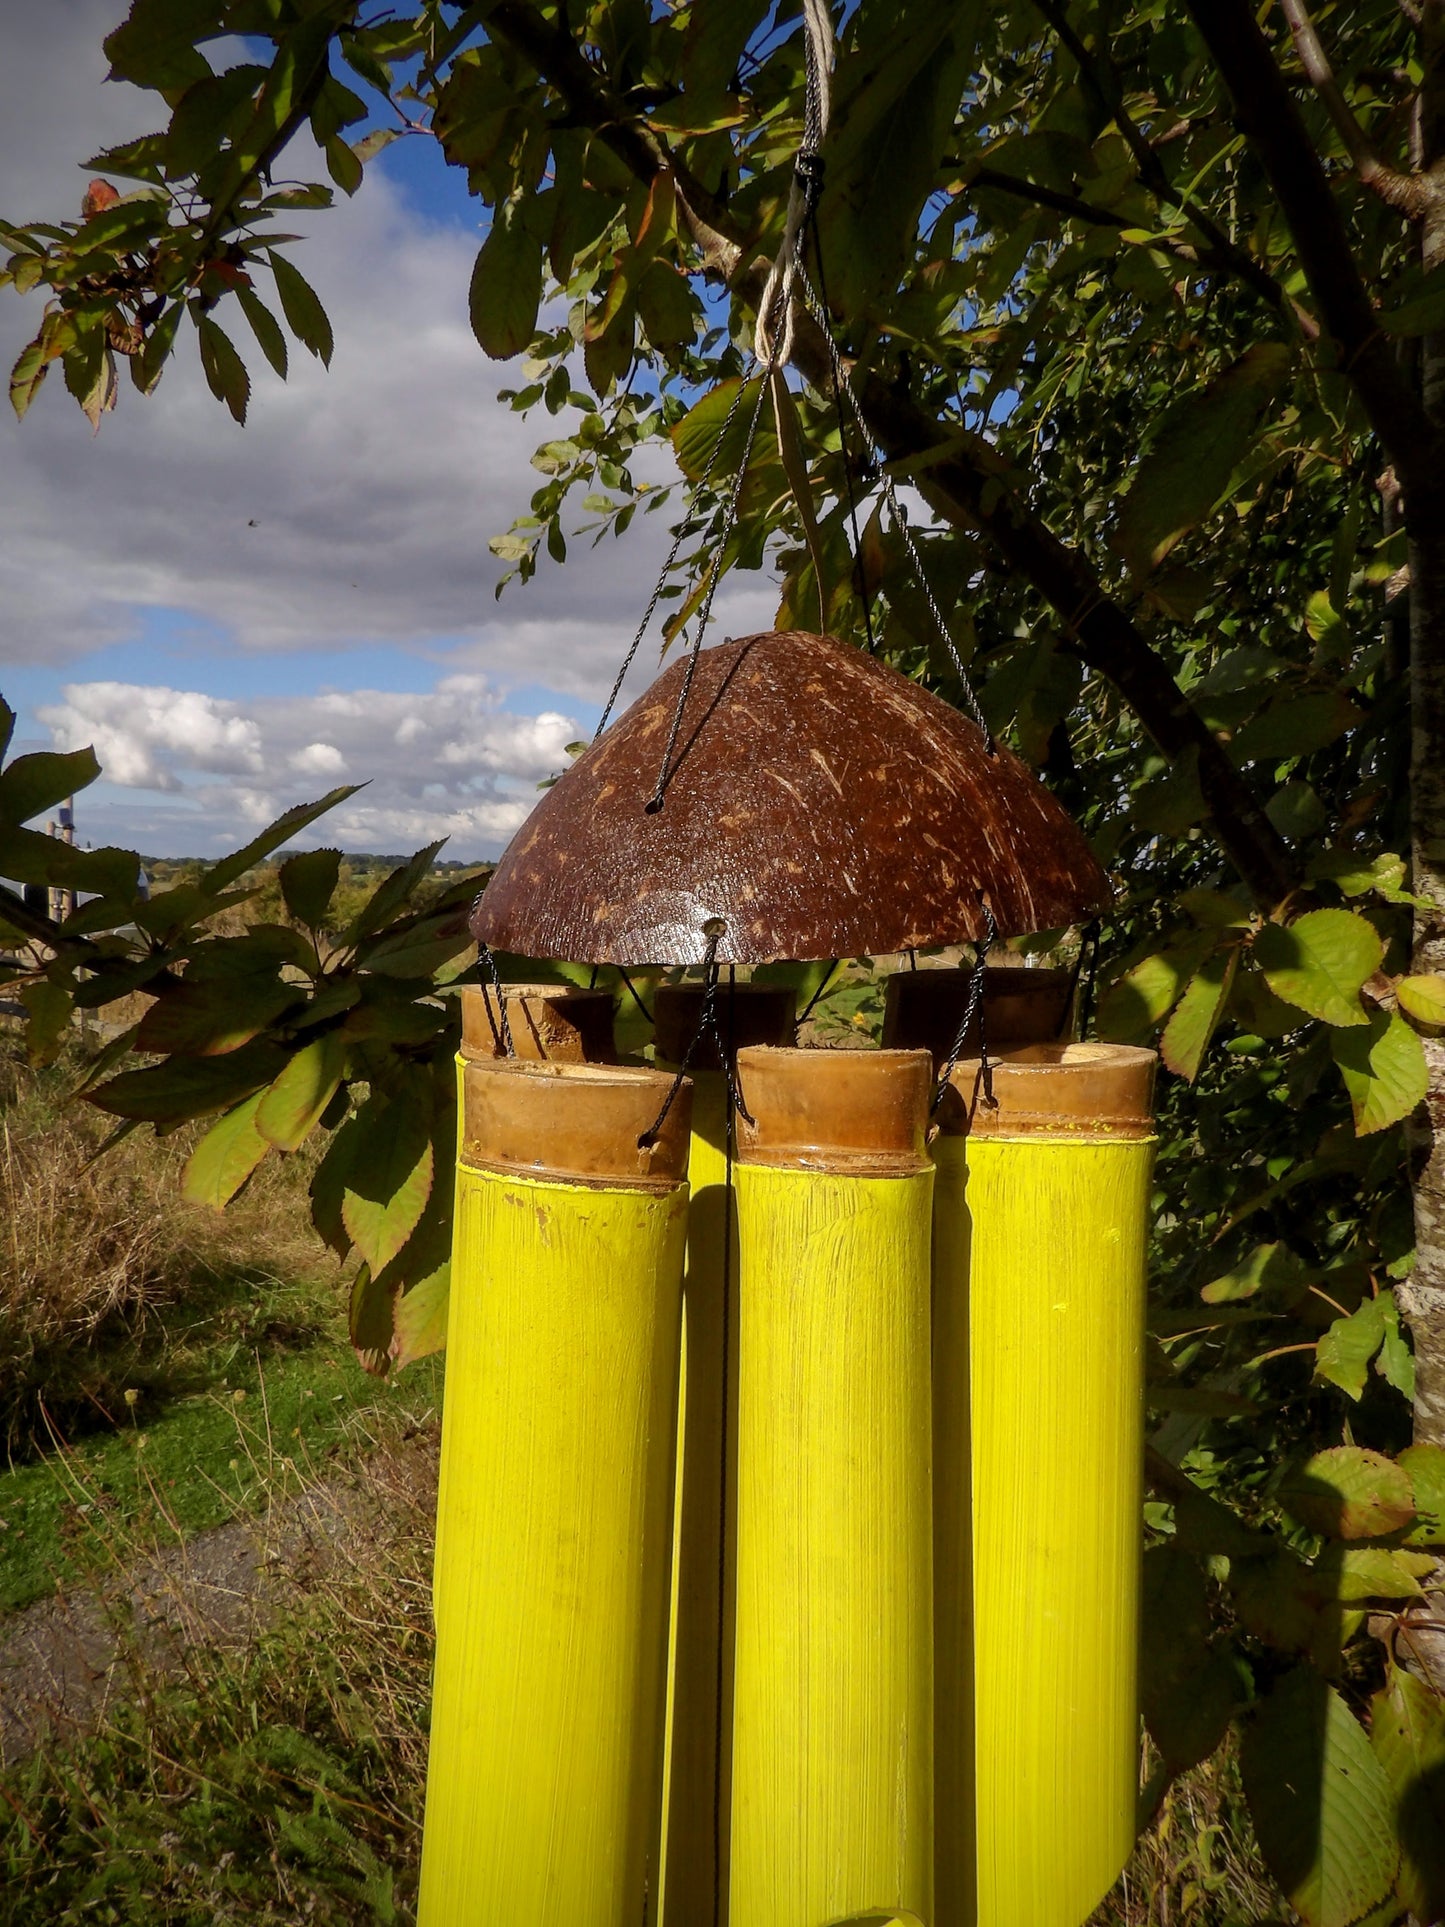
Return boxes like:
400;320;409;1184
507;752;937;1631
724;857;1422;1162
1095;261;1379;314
485;0;1301;910
1278;0;1435;215
1186;0;1439;499
1032;0;1301;322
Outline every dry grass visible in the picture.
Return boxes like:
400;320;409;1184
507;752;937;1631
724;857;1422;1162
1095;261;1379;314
0;1036;333;1456
1093;1743;1285;1926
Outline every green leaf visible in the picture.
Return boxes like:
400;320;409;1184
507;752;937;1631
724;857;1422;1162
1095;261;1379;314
1372;1665;1445;1925
1232;692;1363;764
104;0;220;88
1333;1011;1429;1136
20;981;72;1066
135;976;300;1057
1398;974;1445;1027
279;846;341;926
1315;1294;1389;1401
1315;1546;1435;1603
0;747;102;826
1278;1446;1416;1541
1139;1546;1242;1772
87;1041;286;1125
267;250;333;364
323;133;363;196
1201;1241;1304;1304
1400;1445;1445;1548
358;917;472;979
200;786;357;896
1255;908;1384;1028
236;287;289;379
340;840;446;945
1096;935;1216;1044
196;314;249;423
341;1095;435;1274
1114;343;1293;574
391;1261;450;1366
255;1032;348;1153
1242;1666;1399;1927
1376;1292;1415;1402
469;208;543;360
9;333;51;421
349;1264;393;1378
1160;946;1238;1080
182;1089;272;1209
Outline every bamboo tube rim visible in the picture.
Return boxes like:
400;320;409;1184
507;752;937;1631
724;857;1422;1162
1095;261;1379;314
653;981;797;1070
937;1040;1156;1139
881;962;1074;1065
459;980;617;1063
733;1045;933;1174
462;1057;691;1189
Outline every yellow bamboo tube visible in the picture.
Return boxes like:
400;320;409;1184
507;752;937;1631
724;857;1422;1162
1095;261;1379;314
653;984;796;1927
728;1045;935;1927
418;1057;691;1927
933;1042;1156;1927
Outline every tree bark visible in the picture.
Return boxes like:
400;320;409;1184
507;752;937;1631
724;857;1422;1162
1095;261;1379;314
1401;3;1445;1446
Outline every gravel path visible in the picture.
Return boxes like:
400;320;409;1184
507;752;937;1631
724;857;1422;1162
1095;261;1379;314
0;1435;436;1765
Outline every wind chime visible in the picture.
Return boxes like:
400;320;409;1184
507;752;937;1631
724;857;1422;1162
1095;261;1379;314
416;10;1158;1922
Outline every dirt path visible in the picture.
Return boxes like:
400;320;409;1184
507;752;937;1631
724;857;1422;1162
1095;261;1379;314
0;1433;437;1765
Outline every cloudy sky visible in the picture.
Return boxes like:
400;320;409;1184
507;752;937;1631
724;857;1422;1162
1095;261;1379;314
1;1;776;859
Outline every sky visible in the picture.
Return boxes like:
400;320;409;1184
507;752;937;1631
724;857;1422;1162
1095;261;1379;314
0;1;778;860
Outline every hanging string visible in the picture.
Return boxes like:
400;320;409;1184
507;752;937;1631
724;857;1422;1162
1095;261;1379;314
931;905;998;1115
1073;917;1103;1039
647;371;775;810
638;928;756;1147
789;256;994;749
713;961;740;1911
593;374;757;744
476;942;516;1057
804;198;877;654
615;963;654;1025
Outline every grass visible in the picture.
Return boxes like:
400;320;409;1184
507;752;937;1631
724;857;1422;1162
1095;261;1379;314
0;1419;439;1925
0;1033;440;1612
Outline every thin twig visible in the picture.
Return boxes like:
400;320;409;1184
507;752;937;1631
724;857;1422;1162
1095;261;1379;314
1278;0;1433;215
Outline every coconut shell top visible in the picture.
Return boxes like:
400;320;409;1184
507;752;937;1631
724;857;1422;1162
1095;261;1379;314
473;630;1110;966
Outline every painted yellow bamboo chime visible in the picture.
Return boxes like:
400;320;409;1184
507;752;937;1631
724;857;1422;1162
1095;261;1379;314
416;629;1158;1927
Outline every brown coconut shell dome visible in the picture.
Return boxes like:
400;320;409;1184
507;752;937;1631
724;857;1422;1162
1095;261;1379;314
472;630;1110;966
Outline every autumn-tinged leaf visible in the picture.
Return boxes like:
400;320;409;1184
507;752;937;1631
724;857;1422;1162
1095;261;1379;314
1278;1446;1415;1541
87;1042;286;1125
1255;909;1384;1028
349;1264;393;1377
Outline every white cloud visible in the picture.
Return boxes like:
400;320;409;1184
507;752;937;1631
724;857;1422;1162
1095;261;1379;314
0;1;781;706
38;674;580;857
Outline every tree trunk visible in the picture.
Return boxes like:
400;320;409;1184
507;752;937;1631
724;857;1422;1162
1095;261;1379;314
1402;7;1445;1449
